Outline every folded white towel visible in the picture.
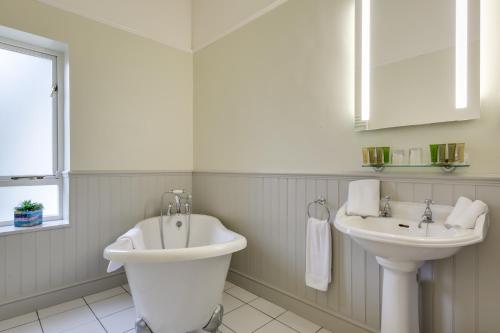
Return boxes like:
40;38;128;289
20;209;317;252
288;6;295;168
121;227;146;250
107;227;146;272
446;200;488;229
445;196;472;225
305;217;332;291
346;179;380;217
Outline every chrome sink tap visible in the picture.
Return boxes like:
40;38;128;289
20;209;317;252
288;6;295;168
380;196;392;217
419;199;435;228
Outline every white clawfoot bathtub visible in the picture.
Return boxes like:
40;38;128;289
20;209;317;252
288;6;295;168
103;214;247;333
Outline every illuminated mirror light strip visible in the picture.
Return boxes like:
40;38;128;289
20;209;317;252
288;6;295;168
361;0;371;121
456;0;468;109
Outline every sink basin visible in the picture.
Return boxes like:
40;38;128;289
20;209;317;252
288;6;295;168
335;201;488;261
334;201;488;333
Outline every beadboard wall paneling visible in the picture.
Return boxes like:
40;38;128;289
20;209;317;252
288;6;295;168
192;172;500;333
0;171;191;319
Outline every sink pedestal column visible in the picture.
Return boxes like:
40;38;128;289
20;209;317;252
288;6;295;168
376;257;423;333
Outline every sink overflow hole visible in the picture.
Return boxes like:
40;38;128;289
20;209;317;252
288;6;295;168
398;223;410;228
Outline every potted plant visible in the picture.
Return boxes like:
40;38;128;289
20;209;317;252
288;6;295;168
14;200;44;227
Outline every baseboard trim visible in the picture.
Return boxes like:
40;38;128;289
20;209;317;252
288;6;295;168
228;269;377;333
0;272;127;321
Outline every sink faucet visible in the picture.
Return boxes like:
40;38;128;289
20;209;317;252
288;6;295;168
418;199;435;228
380;196;392;217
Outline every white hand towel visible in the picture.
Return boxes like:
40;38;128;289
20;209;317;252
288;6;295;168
346;179;380;217
445;196;472;226
120;227;146;250
107;227;146;272
305;217;332;291
447;200;488;229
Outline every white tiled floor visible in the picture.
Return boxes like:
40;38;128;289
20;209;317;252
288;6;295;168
0;282;331;333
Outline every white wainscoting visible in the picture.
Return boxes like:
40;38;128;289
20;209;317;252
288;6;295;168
0;171;191;320
193;172;500;333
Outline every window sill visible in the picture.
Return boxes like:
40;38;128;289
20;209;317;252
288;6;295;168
0;219;70;237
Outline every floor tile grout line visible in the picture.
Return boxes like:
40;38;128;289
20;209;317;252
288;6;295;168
36;311;45;333
0;316;40;333
37;299;87;320
38;291;124;321
82;296;109;333
223;284;236;291
121;285;130;295
246;302;285;320
273;318;304;333
84;288;128;305
224;290;258;304
224;302;246;316
96;304;135;321
248;317;274;333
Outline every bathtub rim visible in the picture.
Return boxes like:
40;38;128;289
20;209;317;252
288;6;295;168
103;214;247;264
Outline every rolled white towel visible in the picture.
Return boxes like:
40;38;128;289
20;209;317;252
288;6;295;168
445;196;472;225
446;200;488;229
346;179;380;217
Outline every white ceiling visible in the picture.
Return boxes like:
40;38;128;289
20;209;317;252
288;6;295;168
36;0;288;53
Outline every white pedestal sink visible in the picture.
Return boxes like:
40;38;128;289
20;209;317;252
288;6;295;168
334;201;488;333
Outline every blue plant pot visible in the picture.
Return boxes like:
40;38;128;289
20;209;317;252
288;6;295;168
14;210;43;227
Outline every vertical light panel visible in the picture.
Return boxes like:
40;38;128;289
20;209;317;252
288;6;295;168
361;0;371;121
456;0;468;109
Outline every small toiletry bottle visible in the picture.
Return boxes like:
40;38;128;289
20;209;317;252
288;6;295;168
456;143;465;163
437;144;446;163
368;147;376;164
429;144;439;164
448;143;456;163
376;147;384;165
362;148;369;165
382;147;390;164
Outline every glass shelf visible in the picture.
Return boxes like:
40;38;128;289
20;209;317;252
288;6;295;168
362;163;470;173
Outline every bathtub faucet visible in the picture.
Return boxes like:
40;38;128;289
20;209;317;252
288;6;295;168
159;190;192;249
174;194;182;214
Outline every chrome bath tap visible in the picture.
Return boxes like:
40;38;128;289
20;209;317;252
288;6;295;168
418;199;435;228
174;193;182;214
159;190;192;249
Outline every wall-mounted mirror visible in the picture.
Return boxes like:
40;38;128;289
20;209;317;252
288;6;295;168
355;0;480;130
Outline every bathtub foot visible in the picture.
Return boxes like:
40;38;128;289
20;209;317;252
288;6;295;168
203;304;224;332
135;318;150;333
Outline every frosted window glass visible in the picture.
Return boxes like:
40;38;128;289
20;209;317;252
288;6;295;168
0;46;54;176
0;185;59;222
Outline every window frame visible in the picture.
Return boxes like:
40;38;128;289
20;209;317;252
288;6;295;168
0;37;65;225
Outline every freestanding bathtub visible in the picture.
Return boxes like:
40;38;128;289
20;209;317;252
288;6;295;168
103;214;247;333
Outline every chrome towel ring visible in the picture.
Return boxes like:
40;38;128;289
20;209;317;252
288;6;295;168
307;197;331;221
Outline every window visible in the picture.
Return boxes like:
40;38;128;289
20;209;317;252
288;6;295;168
0;38;64;225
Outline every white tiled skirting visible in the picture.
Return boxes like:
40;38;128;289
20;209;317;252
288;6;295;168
0;281;331;333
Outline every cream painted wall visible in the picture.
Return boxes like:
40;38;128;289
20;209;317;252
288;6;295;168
194;0;500;175
192;0;288;51
0;0;193;171
36;0;192;52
